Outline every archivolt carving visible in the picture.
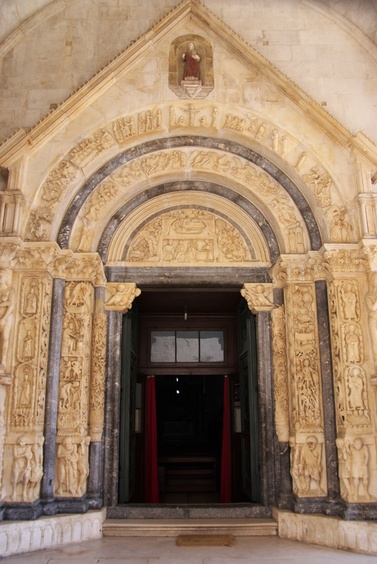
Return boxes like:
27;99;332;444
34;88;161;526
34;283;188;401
126;209;252;265
24;103;340;247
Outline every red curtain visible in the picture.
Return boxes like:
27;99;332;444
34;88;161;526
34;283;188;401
145;375;159;503
220;375;231;503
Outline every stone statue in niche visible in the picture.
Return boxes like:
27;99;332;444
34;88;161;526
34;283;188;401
0;269;14;371
24;281;38;315
289;436;324;497
366;273;377;367
18;368;32;407
182;42;200;79
56;436;79;496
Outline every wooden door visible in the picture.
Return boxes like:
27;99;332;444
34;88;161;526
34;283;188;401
238;300;261;502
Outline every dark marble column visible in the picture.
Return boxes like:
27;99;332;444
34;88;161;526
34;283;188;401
316;280;341;514
256;311;277;506
103;310;122;507
41;278;65;513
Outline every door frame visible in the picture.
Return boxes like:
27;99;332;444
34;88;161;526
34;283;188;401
102;281;277;508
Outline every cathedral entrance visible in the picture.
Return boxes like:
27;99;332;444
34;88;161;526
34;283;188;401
118;288;262;505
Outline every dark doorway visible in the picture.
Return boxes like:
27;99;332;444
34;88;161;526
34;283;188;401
156;374;223;503
118;288;261;504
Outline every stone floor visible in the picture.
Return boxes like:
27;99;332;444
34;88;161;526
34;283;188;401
1;535;376;563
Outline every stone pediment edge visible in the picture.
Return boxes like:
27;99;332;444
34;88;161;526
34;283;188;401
0;0;370;165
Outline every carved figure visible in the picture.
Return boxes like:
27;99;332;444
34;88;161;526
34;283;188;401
366;273;377;366
22;329;34;360
182;42;200;79
341;282;358;321
25;283;38;314
336;438;352;499
29;436;44;499
300;436;324;495
350;438;370;500
12;436;33;500
329;206;352;242
77;436;90;494
19;369;32;407
0;269;14;370
344;324;362;364
56;437;79;496
347;366;366;414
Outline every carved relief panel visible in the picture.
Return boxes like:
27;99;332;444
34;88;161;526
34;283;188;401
325;251;377;502
1;273;52;502
284;281;327;498
55;281;94;498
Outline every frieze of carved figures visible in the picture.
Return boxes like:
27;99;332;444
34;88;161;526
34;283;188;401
240;283;274;313
289;436;326;497
113;108;162;143
169;105;218;128
0;269;15;373
126;209;251;265
50;253;106;286
105;283;141;313
336;437;374;502
68;129;115;169
271;305;289;442
324;249;367;274
89;312;107;441
10;435;44;501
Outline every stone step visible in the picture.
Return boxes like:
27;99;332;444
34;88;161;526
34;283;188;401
107;504;272;520
103;518;278;537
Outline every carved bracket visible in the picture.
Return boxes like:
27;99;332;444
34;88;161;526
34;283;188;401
240;283;274;313
104;282;141;313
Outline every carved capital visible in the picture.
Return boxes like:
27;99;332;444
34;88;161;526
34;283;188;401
323;246;367;275
50;251;106;286
240;283;274;313
105;282;141;313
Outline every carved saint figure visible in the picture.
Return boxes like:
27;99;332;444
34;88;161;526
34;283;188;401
12;436;33;501
0;269;14;370
350;438;370;500
341;282;358;321
29;436;44;499
347;366;366;414
366;273;377;367
182;42;200;80
56;437;79;496
25;283;38;314
344;324;362;364
22;329;34;360
19;369;31;407
336;438;352;499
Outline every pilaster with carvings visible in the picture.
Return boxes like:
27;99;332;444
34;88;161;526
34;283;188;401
277;256;327;498
89;301;107;442
54;280;94;498
324;246;376;503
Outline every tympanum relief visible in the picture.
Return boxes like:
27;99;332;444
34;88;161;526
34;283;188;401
125;209;252;265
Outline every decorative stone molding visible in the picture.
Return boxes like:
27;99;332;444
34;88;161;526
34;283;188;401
104;283;141;313
89;310;107;442
240;283;274;313
0;509;104;558
271;304;289;442
275;509;377;556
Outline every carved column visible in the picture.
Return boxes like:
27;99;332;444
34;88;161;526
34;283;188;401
325;247;377;517
276;256;328;510
87;287;106;505
103;282;141;507
240;283;277;506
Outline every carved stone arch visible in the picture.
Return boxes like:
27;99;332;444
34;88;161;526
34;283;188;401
57;136;322;255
